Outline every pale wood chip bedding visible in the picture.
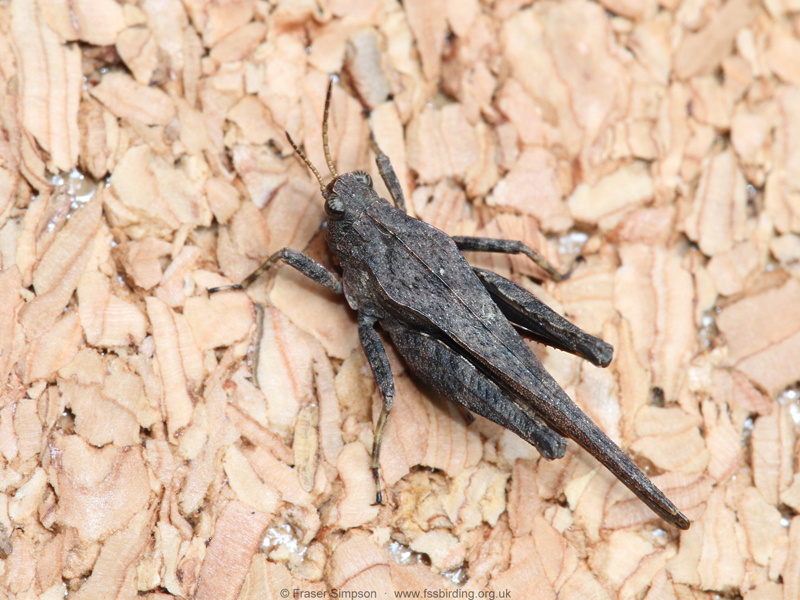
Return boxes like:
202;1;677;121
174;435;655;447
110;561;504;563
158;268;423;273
1;0;799;598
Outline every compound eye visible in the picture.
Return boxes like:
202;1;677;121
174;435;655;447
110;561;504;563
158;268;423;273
353;170;372;187
325;193;345;220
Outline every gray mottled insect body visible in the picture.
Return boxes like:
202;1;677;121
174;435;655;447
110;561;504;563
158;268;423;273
212;82;690;531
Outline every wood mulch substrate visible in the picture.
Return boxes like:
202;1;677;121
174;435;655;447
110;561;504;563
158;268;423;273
1;0;800;598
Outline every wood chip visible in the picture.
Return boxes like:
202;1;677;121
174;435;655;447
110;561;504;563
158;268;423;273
696;486;746;590
265;178;325;254
223;445;281;514
751;404;795;507
488;147;572;232
768;27;800;88
245;445;314;508
58;361;141;447
568;161;654;230
11;0;81;172
77;271;148;347
766;87;800;234
738;486;787;567
501;1;628;168
335;442;381;529
718;278;800;395
49;433;152;542
7;0;800;596
489;533;557;598
194;501;272;600
328;530;392;592
91;72;177;126
630;406;709;474
403;0;447;82
614;245;696;401
71;504;157;600
270;268;360;360
19;195;103;342
731;111;770;165
184;293;254;350
371;375;427;486
683;149;748;257
140;0;190;72
40;0;126;46
442;466;510;534
407;104;480;185
673;0;755;79
146;297;198;442
702;398;743;484
210;22;267;64
110;145;212;233
345;28;391;110
785;518;800;600
254;306;314;438
706;241;761;297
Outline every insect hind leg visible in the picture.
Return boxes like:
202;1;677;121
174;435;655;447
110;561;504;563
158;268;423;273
472;267;613;368
383;320;566;461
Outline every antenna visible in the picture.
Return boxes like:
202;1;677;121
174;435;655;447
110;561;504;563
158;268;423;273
322;79;338;179
285;132;326;195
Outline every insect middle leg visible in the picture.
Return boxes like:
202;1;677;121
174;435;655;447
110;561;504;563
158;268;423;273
452;236;572;281
208;248;342;294
358;313;396;504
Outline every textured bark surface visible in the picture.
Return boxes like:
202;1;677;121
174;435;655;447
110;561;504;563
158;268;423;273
1;0;799;598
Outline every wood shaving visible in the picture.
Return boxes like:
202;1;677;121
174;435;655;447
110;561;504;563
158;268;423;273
3;0;800;598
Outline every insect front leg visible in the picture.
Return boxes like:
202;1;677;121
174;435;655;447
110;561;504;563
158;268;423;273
472;267;613;368
452;236;572;282
208;248;342;294
358;313;396;505
369;134;406;213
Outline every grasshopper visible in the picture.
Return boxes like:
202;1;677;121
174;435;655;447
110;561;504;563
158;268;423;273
212;82;690;530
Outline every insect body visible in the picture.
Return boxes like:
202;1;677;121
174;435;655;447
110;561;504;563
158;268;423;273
214;82;690;530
